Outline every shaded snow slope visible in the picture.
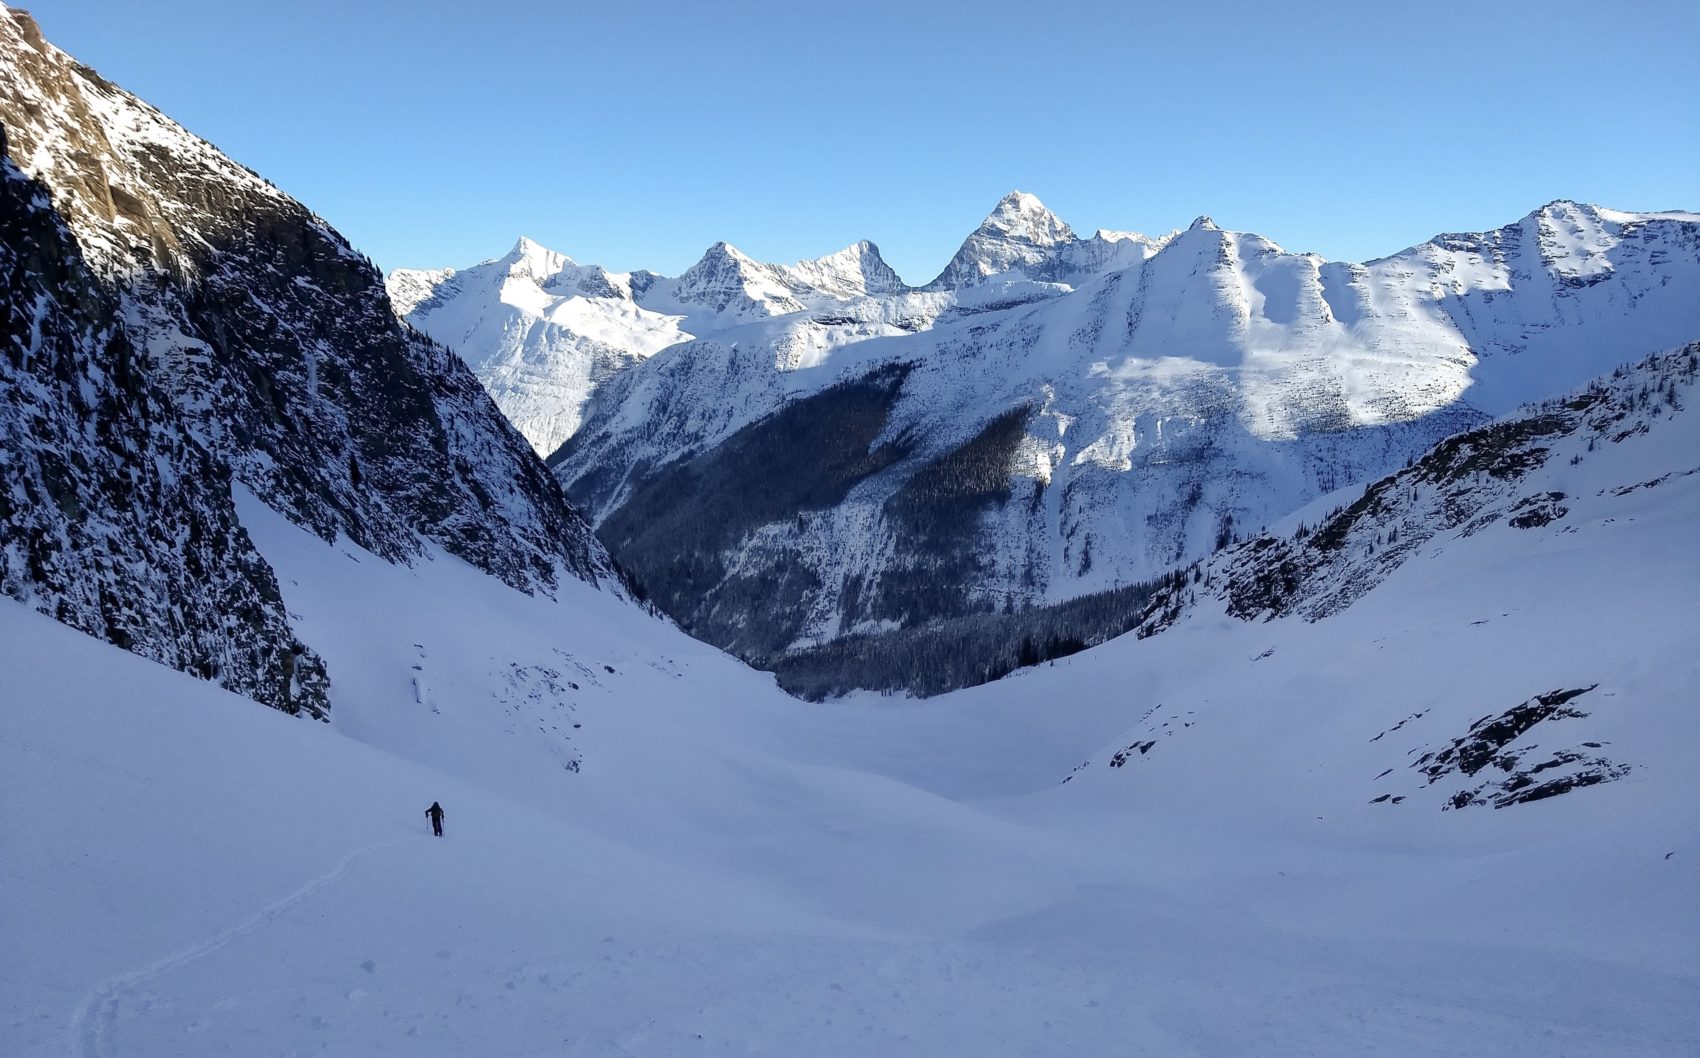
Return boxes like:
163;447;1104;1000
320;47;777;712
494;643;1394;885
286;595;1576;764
5;358;1698;1052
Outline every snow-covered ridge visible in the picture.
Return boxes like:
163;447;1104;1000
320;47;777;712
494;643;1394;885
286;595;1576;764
1137;341;1700;635
0;7;621;716
387;238;693;455
388;232;928;454
782;239;908;299
405;188;1698;467
387;192;1173;454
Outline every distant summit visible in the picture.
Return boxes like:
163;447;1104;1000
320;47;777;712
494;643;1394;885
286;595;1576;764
784;240;908;299
925;191;1162;290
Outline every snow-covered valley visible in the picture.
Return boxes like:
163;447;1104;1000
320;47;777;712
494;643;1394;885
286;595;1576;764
7;349;1698;1053
3;5;1699;1055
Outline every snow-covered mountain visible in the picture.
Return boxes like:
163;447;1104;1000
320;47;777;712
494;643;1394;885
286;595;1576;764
546;196;1700;660
0;7;618;716
0;121;332;715
386;237;692;457
924;190;1164;290
782;238;909;299
388;183;1700;666
388;191;1168;457
390;235;919;454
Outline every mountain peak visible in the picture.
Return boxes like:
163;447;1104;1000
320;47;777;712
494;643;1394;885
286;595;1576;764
670;240;807;317
1188;215;1220;232
786;240;907;297
684;240;764;275
993;189;1049;213
925;191;1078;290
1529;199;1607;226
981;190;1074;244
501;235;573;284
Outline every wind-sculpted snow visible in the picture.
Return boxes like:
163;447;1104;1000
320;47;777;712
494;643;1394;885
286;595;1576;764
0;9;619;714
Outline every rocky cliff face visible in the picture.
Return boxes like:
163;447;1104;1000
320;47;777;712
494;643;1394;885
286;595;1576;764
0;8;619;714
0;127;331;716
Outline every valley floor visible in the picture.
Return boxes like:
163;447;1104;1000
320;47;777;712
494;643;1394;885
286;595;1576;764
4;465;1698;1057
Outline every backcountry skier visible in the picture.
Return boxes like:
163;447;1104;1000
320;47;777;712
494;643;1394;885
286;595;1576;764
425;801;445;837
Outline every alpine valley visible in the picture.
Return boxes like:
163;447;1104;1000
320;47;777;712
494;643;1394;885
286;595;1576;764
4;6;1698;1057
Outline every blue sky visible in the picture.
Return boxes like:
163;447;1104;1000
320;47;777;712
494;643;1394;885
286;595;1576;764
32;0;1700;282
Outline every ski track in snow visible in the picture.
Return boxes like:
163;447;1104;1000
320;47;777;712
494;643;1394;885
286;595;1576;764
71;839;414;1058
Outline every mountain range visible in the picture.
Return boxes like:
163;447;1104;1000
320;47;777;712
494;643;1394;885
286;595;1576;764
393;189;1700;665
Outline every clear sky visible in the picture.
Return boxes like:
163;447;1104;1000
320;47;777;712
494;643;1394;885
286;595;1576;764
27;0;1700;283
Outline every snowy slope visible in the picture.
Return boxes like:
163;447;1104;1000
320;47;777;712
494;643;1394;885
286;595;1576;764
5;346;1697;1054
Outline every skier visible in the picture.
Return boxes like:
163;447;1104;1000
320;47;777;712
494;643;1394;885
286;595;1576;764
425;801;445;837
